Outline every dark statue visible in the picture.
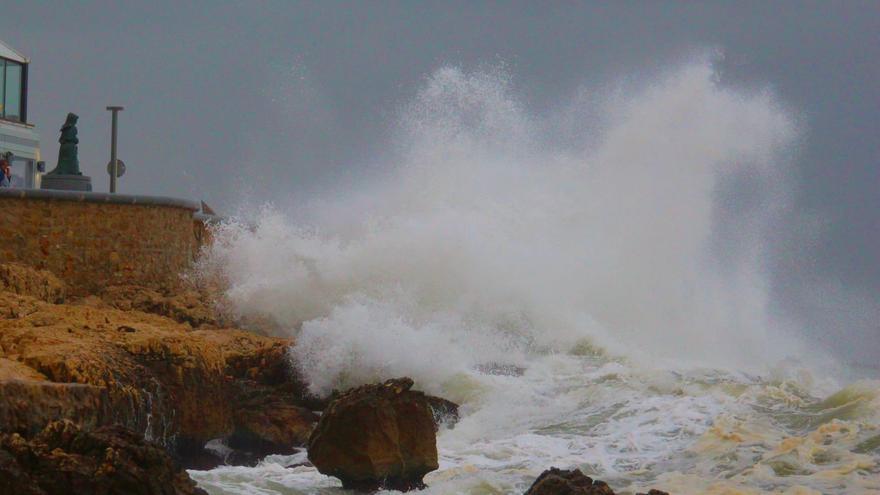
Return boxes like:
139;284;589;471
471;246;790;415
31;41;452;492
49;113;81;175
40;112;92;191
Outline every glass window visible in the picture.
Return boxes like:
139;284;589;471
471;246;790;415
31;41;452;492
0;60;5;117
3;61;22;121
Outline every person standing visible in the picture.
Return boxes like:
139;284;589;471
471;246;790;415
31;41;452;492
0;159;12;187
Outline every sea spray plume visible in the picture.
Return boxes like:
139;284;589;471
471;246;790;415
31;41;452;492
203;59;801;396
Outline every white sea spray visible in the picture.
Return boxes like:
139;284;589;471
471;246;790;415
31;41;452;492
207;57;801;392
191;58;880;494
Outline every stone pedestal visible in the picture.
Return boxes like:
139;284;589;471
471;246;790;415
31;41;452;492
40;174;92;192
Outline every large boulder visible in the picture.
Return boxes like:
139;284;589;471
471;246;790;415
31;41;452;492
307;377;439;491
0;420;206;495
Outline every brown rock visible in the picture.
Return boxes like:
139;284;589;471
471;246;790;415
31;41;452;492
0;263;65;304
0;380;113;438
235;403;316;447
198;331;291;385
524;468;670;495
0;283;311;466
228;381;319;461
99;284;219;328
525;468;615;495
307;377;439;491
97;283;284;335
0;358;47;381
0;420;206;495
5;315;235;449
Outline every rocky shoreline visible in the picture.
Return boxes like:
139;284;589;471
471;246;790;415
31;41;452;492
0;262;667;494
0;262;318;491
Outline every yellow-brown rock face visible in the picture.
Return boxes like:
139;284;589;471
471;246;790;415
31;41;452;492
0;263;315;464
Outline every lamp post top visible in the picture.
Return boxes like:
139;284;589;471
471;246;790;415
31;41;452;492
106;106;124;111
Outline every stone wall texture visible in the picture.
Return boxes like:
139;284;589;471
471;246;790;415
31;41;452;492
0;196;202;295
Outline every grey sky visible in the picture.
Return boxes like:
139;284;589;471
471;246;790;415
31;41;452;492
2;1;878;363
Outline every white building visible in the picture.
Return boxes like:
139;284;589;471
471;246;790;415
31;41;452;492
0;39;41;188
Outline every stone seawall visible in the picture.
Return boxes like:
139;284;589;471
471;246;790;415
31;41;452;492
0;189;202;295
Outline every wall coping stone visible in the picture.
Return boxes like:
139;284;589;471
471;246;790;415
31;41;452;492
0;188;200;211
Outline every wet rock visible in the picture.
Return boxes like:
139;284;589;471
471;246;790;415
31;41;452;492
308;377;439;491
0;380;114;438
228;382;319;461
0;420;207;495
425;395;460;431
524;468;669;495
525;468;615;495
173;439;231;471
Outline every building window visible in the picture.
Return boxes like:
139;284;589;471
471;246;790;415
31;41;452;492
0;59;25;122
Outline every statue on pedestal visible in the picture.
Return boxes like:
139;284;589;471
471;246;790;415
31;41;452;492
48;113;81;175
40;112;93;191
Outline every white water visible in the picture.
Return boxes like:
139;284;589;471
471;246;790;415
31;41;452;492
190;59;880;494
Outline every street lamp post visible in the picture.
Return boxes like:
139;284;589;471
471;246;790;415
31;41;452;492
106;106;124;193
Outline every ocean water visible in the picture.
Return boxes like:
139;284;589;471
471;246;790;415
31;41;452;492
190;59;880;494
191;357;880;495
